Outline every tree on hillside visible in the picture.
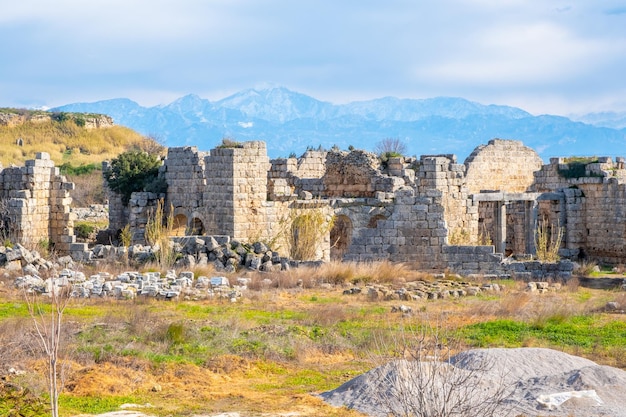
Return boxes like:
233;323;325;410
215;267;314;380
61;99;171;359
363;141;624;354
103;151;164;205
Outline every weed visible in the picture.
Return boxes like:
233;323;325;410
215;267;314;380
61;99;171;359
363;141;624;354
119;224;132;247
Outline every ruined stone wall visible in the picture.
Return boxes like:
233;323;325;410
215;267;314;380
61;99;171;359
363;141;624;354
102;138;626;270
203;142;270;241
203;148;236;237
464;139;543;194
532;156;626;263
294;150;327;178
164;147;207;213
163;146;207;234
340;188;448;269
577;181;626;263
0;153;75;253
268;151;326;198
415;155;477;244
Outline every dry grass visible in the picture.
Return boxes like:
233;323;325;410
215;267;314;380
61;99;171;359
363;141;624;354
66;172;106;206
0;122;156;167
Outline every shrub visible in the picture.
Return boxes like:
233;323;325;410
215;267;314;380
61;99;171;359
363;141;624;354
217;137;243;148
74;222;95;240
59;162;99;176
103;151;163;205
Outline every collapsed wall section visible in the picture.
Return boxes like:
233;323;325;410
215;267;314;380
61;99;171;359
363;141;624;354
322;149;404;198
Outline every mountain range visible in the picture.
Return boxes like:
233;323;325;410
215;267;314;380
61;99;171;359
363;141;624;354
52;87;626;161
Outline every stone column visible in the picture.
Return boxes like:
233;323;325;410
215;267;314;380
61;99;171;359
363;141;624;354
495;201;506;254
525;200;538;254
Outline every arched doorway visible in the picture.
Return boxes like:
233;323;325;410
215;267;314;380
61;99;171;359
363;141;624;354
172;213;188;236
190;217;205;235
330;215;352;261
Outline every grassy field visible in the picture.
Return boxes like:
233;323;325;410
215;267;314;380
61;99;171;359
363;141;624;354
1;262;625;417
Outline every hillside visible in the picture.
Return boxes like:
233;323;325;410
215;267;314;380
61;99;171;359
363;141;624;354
0;108;162;168
53;87;626;161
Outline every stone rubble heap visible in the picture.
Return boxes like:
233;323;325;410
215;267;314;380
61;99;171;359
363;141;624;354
70;236;294;273
14;269;247;301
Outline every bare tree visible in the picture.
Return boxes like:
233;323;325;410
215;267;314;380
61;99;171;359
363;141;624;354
368;313;516;417
374;137;408;156
23;276;72;417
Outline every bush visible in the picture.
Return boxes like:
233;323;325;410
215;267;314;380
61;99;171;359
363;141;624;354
74;223;95;240
59;162;99;176
104;151;163;205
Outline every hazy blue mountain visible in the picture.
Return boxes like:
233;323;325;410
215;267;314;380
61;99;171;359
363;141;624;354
52;87;626;161
571;111;626;130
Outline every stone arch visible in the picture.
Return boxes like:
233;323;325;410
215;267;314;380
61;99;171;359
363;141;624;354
172;213;188;236
367;214;387;228
330;215;353;261
464;139;543;194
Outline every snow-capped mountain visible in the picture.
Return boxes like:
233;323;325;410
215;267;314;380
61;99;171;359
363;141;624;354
53;87;626;161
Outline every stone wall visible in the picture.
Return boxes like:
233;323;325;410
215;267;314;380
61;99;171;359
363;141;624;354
0;153;75;253
531;157;626;264
102;138;626;274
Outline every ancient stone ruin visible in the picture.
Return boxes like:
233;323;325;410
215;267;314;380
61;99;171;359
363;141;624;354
0;152;76;253
3;138;626;280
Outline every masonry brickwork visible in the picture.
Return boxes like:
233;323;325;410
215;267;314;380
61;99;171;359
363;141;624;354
8;136;620;278
0;152;75;253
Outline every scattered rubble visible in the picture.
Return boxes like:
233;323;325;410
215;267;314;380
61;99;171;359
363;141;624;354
14;269;245;301
343;279;503;302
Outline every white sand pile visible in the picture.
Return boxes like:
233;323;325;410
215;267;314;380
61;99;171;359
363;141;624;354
320;347;626;417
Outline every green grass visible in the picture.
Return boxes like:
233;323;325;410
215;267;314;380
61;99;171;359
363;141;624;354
0;301;30;319
464;315;626;351
59;394;145;416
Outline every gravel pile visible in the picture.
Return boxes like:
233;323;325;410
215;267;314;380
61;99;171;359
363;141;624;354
321;347;626;417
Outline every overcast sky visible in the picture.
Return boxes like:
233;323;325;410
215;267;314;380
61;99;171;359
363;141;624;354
2;0;625;116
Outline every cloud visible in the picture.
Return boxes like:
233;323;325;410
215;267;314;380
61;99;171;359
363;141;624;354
413;22;613;85
0;0;625;114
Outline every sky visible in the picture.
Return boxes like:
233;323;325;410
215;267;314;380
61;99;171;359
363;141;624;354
1;0;626;116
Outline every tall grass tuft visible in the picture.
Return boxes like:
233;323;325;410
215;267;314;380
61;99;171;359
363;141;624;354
535;219;563;262
144;199;175;268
